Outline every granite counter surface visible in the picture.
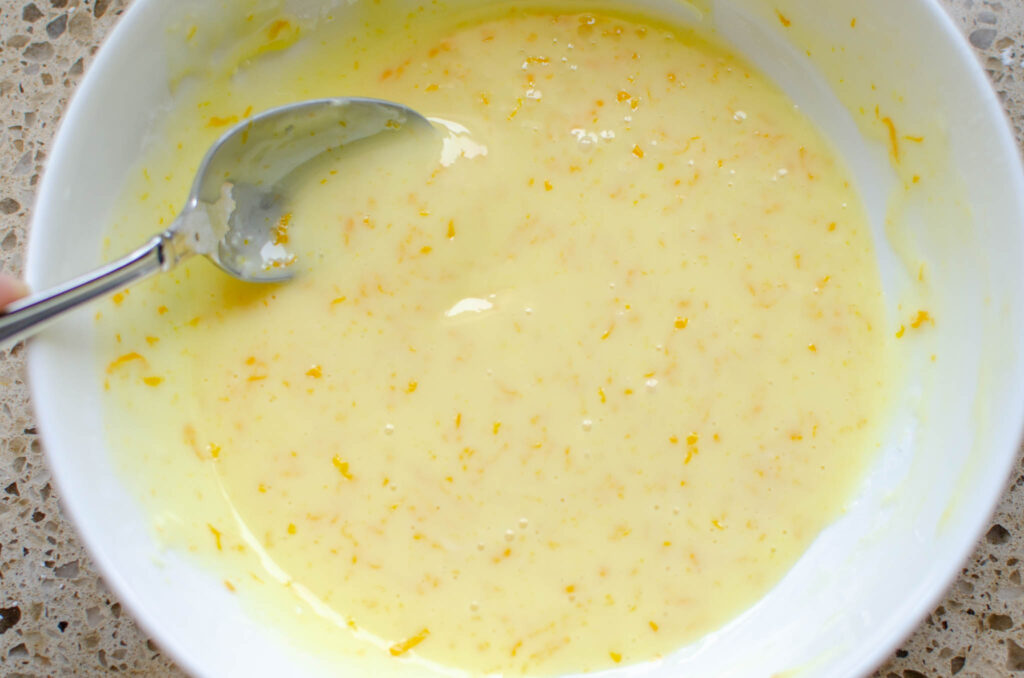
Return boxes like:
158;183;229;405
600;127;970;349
0;0;1023;675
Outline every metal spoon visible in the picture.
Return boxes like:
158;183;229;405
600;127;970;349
0;97;432;349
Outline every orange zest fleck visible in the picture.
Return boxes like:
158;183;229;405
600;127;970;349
685;434;699;464
895;325;906;339
407;380;419;393
106;352;145;374
267;19;291;41
330;296;347;307
208;524;223;551
389;628;430;657
273;213;292;245
142;376;164;387
207;115;239;128
910;310;934;329
649;621;659;632
610;651;623;663
632;144;645;159
332;455;354;480
287;523;297;535
776;10;792;27
508;97;523;121
447;220;456;239
306;365;323;378
880;117;899;161
674;317;688;330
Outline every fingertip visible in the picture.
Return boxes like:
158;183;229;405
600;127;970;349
0;274;30;307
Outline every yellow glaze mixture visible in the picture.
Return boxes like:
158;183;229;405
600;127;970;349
100;4;895;675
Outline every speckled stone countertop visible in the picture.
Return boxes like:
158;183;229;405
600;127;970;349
0;0;1022;676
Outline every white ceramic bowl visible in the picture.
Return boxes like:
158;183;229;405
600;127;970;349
25;0;1024;676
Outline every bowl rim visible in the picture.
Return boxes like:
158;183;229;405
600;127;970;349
25;2;212;676
813;3;1024;674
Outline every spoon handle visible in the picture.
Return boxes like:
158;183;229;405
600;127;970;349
0;232;184;350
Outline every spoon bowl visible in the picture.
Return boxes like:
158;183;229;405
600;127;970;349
185;97;432;282
0;97;432;346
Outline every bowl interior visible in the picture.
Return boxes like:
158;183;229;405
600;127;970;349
26;0;1024;676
